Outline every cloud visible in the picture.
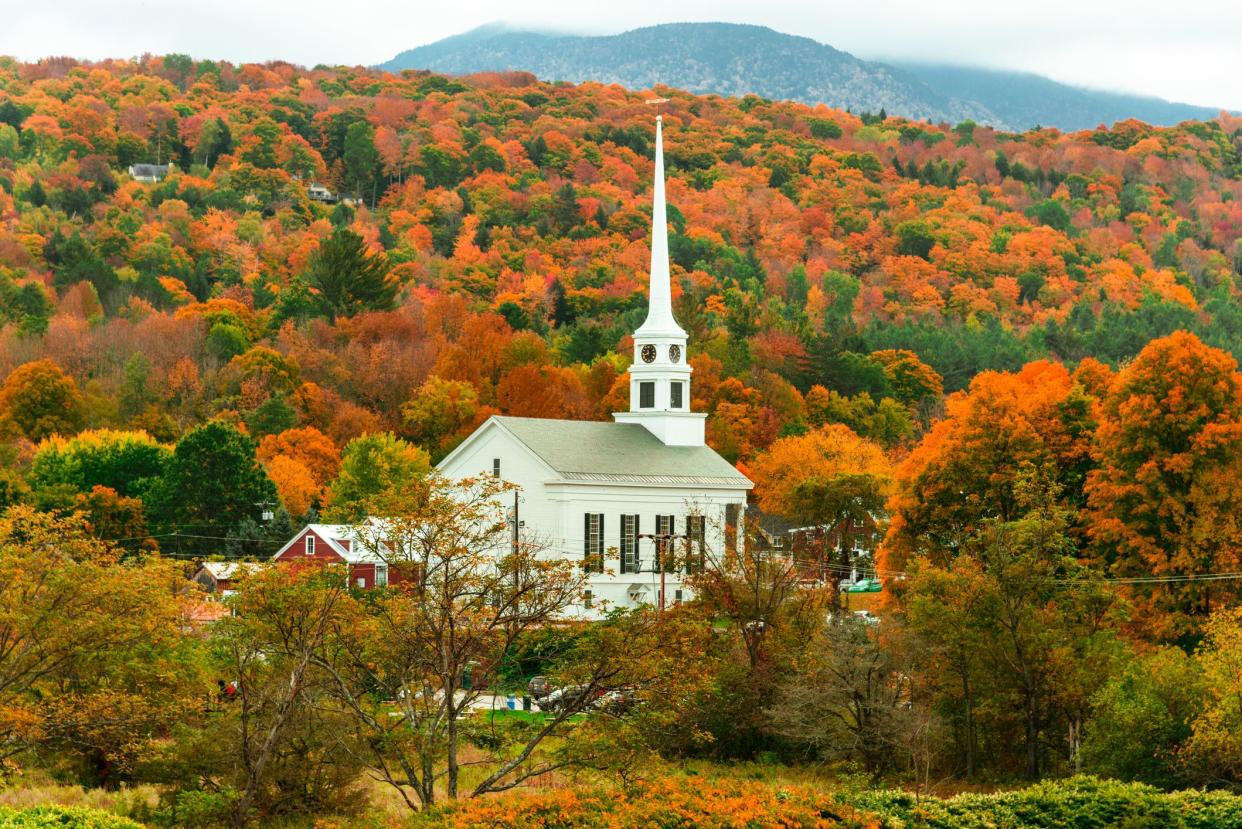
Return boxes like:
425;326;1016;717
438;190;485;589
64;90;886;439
3;0;1240;109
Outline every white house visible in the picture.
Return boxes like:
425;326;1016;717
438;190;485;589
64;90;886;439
437;116;752;615
307;183;336;202
128;163;171;183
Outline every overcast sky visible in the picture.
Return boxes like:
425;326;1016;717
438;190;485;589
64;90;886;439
5;0;1242;109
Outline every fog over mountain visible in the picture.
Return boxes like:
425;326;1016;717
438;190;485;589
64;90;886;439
380;22;1224;131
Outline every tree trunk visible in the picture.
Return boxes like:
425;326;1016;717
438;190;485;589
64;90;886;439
961;665;976;780
1024;688;1039;780
231;652;312;828
420;748;436;808
446;695;459;799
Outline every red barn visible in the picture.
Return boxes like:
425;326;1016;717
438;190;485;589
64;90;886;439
270;523;392;589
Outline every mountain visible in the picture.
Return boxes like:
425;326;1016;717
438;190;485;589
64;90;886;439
379;22;1223;131
380;23;994;125
893;62;1222;132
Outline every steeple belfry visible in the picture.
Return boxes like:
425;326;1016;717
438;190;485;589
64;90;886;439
614;115;706;447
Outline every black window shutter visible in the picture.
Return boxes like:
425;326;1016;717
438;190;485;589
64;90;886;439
684;515;692;573
598;514;604;573
670;514;680;574
583;512;591;568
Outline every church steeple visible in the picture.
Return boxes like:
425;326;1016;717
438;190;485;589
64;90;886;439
635;116;687;340
614;115;706;447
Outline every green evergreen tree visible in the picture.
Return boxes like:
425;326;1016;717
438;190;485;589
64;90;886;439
342;121;379;205
302;228;396;322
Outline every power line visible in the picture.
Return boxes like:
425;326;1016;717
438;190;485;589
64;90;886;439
104;531;288;546
98;529;1242;588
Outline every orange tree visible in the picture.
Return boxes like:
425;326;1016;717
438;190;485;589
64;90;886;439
881;360;1102;573
0;360;87;442
1085;331;1242;644
749;423;892;530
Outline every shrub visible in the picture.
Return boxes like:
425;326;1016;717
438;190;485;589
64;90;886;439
415;775;873;828
0;806;143;828
848;776;1242;829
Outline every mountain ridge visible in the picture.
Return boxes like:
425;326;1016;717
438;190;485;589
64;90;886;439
379;22;1222;131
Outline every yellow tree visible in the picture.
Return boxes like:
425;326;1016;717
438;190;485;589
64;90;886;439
309;475;693;810
0;508;199;784
1185;606;1242;784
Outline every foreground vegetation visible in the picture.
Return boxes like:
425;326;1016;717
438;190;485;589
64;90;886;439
11;774;1242;828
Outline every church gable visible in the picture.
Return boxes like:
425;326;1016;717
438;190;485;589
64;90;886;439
436;417;561;482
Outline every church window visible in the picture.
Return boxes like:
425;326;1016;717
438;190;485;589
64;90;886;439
725;504;741;555
583;513;604;573
670;381;684;409
492;458;501;477
621;514;640;573
656;515;675;571
584;590;593;608
685;514;706;573
639;382;655;408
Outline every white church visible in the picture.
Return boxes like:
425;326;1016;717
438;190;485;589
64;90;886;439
436;115;753;614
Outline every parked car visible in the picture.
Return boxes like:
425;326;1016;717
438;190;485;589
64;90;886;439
528;675;550;699
536;684;599;714
593;689;636;715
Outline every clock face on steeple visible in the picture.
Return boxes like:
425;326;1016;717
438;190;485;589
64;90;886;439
641;344;657;363
669;344;681;363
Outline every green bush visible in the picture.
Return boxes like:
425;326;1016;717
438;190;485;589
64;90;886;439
0;806;144;828
151;790;234;829
847;777;1242;829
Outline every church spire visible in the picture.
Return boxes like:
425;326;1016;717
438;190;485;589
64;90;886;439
635;116;686;339
613;114;705;447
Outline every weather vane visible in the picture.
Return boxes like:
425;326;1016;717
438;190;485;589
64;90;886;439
646;96;670;117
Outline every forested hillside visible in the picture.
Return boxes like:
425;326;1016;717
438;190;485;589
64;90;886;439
0;54;1240;543
2;53;1242;816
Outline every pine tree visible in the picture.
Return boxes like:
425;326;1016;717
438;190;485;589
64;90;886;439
302;228;397;322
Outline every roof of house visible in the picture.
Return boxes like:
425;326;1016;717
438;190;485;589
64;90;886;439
129;163;170;178
197;561;264;580
486;416;752;488
270;522;388;563
184;600;231;625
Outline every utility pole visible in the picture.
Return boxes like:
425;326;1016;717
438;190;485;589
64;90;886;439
638;529;690;612
511;491;519;557
509;492;521;591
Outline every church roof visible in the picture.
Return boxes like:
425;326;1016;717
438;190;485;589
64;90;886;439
492;416;752;488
